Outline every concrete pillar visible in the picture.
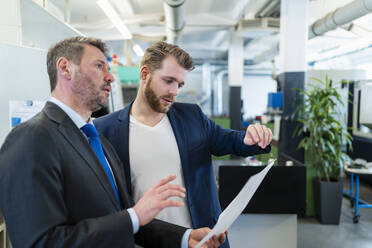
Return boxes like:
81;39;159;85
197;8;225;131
202;63;212;116
0;0;21;44
214;70;227;116
228;32;244;130
278;0;309;162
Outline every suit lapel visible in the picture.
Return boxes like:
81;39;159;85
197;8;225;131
101;137;131;208
43;102;120;211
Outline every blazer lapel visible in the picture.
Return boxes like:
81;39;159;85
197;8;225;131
43;102;121;211
167;107;190;184
117;104;132;196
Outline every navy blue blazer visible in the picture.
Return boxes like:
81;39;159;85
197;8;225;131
95;102;270;245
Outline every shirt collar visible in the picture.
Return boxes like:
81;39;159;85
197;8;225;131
49;97;93;129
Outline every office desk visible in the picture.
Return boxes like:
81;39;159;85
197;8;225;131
218;165;306;214
217;163;306;248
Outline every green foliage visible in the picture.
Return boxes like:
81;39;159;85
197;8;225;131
293;76;352;181
211;117;231;160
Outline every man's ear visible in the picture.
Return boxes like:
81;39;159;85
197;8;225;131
56;57;72;80
140;65;150;82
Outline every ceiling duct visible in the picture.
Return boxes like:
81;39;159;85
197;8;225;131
255;0;281;18
163;0;185;44
236;18;279;38
309;0;372;39
250;0;372;65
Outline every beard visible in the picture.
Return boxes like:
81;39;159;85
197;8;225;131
71;68;110;112
144;76;174;113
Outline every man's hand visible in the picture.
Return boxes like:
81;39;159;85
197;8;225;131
243;123;272;149
133;175;185;226
188;228;227;248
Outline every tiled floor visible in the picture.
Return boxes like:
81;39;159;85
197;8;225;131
298;179;372;248
298;199;372;248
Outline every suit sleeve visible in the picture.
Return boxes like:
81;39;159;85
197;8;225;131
135;219;187;248
0;124;135;248
195;105;271;157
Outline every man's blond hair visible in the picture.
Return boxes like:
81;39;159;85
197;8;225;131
140;41;194;73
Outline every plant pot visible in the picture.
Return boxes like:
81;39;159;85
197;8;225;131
313;179;344;225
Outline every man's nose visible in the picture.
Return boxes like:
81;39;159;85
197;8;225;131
169;84;179;96
105;71;114;84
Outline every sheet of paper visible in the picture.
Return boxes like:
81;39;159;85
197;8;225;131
195;159;275;248
9;100;46;128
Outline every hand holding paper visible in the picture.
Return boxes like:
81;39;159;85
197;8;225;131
188;228;227;248
195;159;276;248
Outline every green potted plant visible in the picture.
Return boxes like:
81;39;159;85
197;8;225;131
293;75;352;224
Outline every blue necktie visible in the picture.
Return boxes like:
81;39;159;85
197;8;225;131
81;124;122;209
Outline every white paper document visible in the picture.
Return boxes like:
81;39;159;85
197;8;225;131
195;160;275;248
9;100;46;128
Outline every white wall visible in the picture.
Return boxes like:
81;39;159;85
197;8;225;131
181;68;203;94
178;67;213;116
0;43;50;145
242;75;277;120
0;0;21;44
0;0;83;145
20;0;82;49
179;69;277;119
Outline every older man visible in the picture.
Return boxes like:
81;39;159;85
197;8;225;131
0;37;224;248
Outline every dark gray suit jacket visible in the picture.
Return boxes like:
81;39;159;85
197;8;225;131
0;102;186;248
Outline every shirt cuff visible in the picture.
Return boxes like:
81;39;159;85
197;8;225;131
127;208;140;234
181;229;193;248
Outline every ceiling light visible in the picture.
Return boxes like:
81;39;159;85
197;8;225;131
133;44;144;57
97;0;132;39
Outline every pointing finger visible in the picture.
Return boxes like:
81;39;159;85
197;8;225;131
154;175;177;188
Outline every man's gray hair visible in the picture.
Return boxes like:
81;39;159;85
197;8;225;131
47;36;108;92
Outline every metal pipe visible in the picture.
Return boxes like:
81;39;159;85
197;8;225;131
256;0;280;18
215;70;228;116
163;0;185;44
251;0;372;65
43;0;48;8
65;0;71;24
309;0;372;39
202;63;212;101
255;0;275;18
